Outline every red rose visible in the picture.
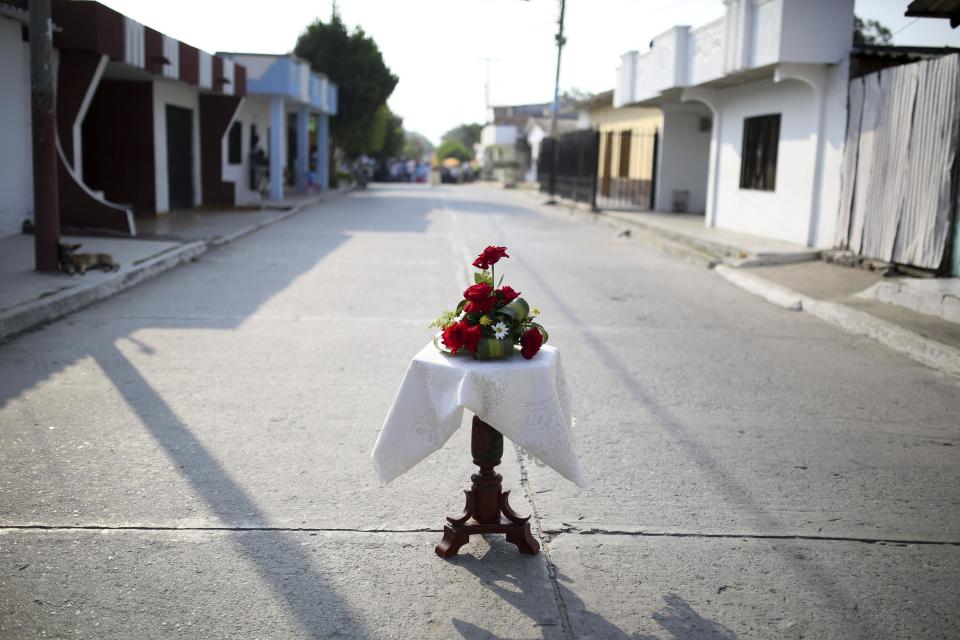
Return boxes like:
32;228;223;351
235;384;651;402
472;246;509;270
462;321;483;353
520;327;543;359
442;322;466;355
497;286;520;303
464;297;497;314
463;283;493;302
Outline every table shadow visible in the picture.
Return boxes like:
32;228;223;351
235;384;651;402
449;538;735;639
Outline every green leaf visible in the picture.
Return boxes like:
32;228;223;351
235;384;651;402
474;271;493;285
455;299;467;315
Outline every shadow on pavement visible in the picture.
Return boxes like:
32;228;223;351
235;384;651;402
449;538;735;639
507;247;875;639
0;185;449;636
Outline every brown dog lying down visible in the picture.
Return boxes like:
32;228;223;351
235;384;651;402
58;243;120;275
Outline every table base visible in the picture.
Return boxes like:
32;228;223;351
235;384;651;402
435;416;540;558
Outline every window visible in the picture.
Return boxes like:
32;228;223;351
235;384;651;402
739;114;780;191
228;122;242;165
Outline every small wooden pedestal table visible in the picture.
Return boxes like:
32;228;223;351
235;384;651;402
371;343;587;558
435;415;539;558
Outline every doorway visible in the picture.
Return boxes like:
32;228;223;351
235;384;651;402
166;105;194;210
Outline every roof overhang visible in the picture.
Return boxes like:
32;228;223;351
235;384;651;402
906;0;960;28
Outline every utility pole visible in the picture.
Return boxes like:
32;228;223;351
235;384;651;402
478;57;498;119
30;0;60;271
546;0;566;203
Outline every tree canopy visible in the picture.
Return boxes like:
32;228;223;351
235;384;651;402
436;139;472;163
363;104;405;158
854;15;893;46
441;123;483;152
294;9;398;157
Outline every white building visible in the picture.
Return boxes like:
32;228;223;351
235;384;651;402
614;0;854;248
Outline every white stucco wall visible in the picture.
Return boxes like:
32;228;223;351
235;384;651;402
153;78;202;213
0;17;34;238
481;124;518;147
778;0;854;66
227;96;273;206
656;104;712;213
710;77;821;245
811;60;849;248
525;124;545;182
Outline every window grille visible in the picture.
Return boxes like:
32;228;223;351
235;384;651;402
739;114;780;191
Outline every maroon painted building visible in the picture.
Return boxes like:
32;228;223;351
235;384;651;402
47;0;248;234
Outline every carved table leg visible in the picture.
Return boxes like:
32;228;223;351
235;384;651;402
435;416;541;558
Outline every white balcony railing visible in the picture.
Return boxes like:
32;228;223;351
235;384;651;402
687;18;725;87
612;0;853;107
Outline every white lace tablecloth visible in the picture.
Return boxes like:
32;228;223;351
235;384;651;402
371;343;587;488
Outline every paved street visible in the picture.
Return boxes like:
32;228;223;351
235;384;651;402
1;183;958;639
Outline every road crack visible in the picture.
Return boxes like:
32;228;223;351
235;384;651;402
513;444;575;640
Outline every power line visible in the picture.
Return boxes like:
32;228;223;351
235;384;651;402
892;17;920;38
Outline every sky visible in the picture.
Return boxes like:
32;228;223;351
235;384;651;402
99;0;960;145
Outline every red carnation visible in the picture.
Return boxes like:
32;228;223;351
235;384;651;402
472;246;509;270
463;283;493;302
497;286;520;303
442;320;484;355
442;322;466;355
462;321;483;353
520;327;543;359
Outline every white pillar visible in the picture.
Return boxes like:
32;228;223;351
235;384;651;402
269;95;284;200
296;106;309;193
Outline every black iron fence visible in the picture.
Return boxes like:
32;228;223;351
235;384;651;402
539;128;658;211
538;130;600;207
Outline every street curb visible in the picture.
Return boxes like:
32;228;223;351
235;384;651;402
0;241;206;343
0;189;348;344
714;264;803;311
715;264;960;379
510;187;722;268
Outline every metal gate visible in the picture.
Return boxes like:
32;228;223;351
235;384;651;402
538;128;659;210
538;130;599;206
596;129;659;210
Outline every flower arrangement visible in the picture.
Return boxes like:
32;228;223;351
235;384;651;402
430;246;548;360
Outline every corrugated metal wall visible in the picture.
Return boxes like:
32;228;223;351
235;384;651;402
836;54;960;270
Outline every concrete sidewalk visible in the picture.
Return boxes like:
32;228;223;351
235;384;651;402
603;209;820;265
509;184;960;379
0;189;345;343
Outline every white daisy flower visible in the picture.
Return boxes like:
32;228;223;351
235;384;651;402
492;321;510;340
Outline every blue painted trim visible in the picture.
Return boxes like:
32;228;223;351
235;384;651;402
318;114;330;191
269;96;284;200
296;106;309;194
328;85;338;116
243;55;339;115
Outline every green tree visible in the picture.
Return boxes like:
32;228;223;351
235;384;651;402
854;15;893;46
560;87;593;104
441;123;482;153
294;9;399;157
403;131;434;160
377;107;405;159
436;139;472;163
